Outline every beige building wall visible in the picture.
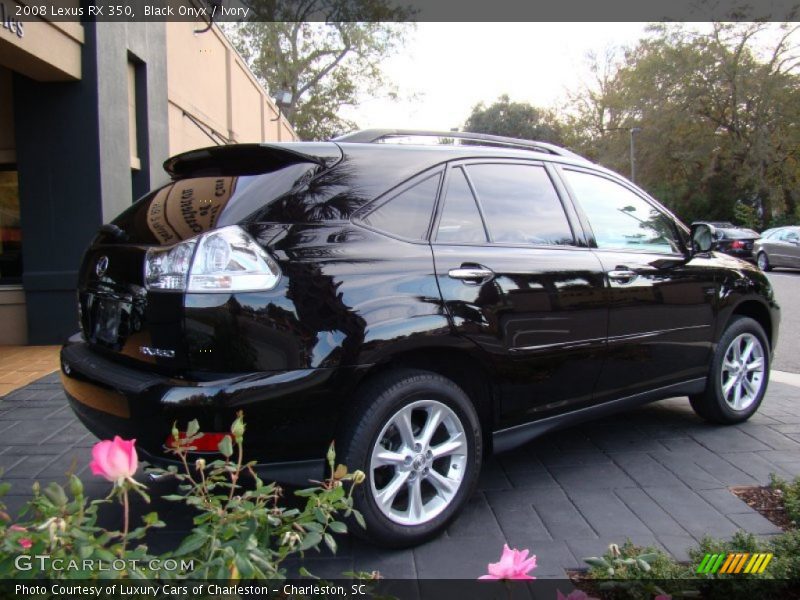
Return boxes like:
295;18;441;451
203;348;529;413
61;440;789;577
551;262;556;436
165;21;296;156
0;0;83;82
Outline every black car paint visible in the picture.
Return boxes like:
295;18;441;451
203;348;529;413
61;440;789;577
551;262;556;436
61;142;780;480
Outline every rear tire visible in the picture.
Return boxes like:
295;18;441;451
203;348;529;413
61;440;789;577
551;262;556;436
757;252;772;272
689;316;770;424
339;368;482;548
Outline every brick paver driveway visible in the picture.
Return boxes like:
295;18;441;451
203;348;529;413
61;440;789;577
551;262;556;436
1;372;799;579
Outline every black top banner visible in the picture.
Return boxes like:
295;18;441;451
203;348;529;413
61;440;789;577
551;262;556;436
6;0;800;23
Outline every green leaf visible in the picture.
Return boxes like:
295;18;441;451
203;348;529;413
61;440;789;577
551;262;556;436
637;552;659;563
174;532;207;557
636;558;652;572
234;553;254;579
43;482;68;507
353;510;366;530
328;521;347;534
186;420;200;437
298;566;319;579
584;557;610;569
323;533;337;554
143;511;164;527
299;531;322;551
218;435;233;458
161;494;186;502
68;474;84;498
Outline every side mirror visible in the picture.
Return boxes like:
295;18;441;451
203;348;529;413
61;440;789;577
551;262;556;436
690;223;715;255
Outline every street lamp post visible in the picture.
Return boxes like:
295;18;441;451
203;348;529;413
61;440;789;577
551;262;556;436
629;127;642;183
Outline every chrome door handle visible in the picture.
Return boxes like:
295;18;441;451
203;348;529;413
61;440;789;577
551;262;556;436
608;269;637;283
448;267;495;283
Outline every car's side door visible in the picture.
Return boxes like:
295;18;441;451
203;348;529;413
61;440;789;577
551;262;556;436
557;166;716;402
784;230;800;265
773;229;800;266
430;160;608;430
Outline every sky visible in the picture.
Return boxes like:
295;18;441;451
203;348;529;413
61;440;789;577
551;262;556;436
340;22;651;131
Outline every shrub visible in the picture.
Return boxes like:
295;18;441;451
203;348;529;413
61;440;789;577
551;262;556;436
770;473;800;528
0;412;365;580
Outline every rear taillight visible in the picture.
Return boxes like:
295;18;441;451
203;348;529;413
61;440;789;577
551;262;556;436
144;225;280;293
730;240;745;249
166;431;229;452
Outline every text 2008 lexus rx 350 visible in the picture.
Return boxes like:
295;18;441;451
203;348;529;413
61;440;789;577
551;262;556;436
61;129;780;547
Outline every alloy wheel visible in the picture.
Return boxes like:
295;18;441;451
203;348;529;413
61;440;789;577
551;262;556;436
369;400;467;526
720;332;766;411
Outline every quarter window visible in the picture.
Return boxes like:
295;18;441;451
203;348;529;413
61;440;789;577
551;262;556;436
436;168;487;243
466;164;574;245
563;169;681;254
362;173;441;240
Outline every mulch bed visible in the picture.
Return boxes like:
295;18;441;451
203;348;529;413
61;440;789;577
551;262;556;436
730;484;796;531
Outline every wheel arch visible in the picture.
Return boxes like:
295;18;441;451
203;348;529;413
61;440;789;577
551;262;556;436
726;299;774;350
340;347;498;456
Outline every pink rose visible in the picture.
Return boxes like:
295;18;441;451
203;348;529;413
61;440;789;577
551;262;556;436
479;544;537;580
18;538;32;549
90;436;138;483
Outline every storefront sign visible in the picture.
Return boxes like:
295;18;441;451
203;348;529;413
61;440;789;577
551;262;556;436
0;2;24;38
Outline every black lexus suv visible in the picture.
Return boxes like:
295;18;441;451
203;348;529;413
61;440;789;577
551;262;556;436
61;129;780;547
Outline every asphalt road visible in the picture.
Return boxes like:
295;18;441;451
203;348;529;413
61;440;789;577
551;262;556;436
766;269;800;373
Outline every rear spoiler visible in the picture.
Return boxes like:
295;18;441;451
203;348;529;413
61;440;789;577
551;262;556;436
163;143;343;180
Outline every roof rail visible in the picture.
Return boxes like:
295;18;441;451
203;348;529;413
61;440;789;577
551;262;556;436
332;128;586;161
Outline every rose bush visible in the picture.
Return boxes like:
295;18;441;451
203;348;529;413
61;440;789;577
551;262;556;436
0;411;367;580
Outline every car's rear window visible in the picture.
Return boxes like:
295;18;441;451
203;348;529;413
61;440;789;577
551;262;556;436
107;163;317;245
717;228;758;239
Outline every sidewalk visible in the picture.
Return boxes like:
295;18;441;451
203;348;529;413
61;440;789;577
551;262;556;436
1;371;799;578
0;345;59;397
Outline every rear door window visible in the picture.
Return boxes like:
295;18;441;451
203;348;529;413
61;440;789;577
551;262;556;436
465;163;574;245
361;173;441;240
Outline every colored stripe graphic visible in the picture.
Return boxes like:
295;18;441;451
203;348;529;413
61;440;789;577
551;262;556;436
698;553;773;574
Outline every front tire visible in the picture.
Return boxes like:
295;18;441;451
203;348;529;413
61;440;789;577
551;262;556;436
339;369;482;547
757;252;772;271
690;316;770;424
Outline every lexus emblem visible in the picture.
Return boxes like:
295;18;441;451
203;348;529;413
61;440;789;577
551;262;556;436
95;256;109;278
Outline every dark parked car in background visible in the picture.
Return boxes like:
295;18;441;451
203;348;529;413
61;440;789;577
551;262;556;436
692;221;760;262
62;129;780;547
754;226;800;271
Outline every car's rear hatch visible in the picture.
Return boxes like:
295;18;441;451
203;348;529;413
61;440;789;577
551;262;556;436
77;143;342;375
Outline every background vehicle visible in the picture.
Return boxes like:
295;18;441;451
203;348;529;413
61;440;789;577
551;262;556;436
61;129;780;547
692;221;760;262
754;226;800;271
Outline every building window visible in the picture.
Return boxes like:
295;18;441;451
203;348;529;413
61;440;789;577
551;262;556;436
0;167;21;284
128;60;141;171
128;55;149;201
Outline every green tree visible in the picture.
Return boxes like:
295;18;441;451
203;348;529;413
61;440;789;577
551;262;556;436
227;1;412;140
463;95;564;144
564;23;800;227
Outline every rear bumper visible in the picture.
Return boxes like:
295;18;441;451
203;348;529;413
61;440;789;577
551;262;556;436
61;337;364;483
